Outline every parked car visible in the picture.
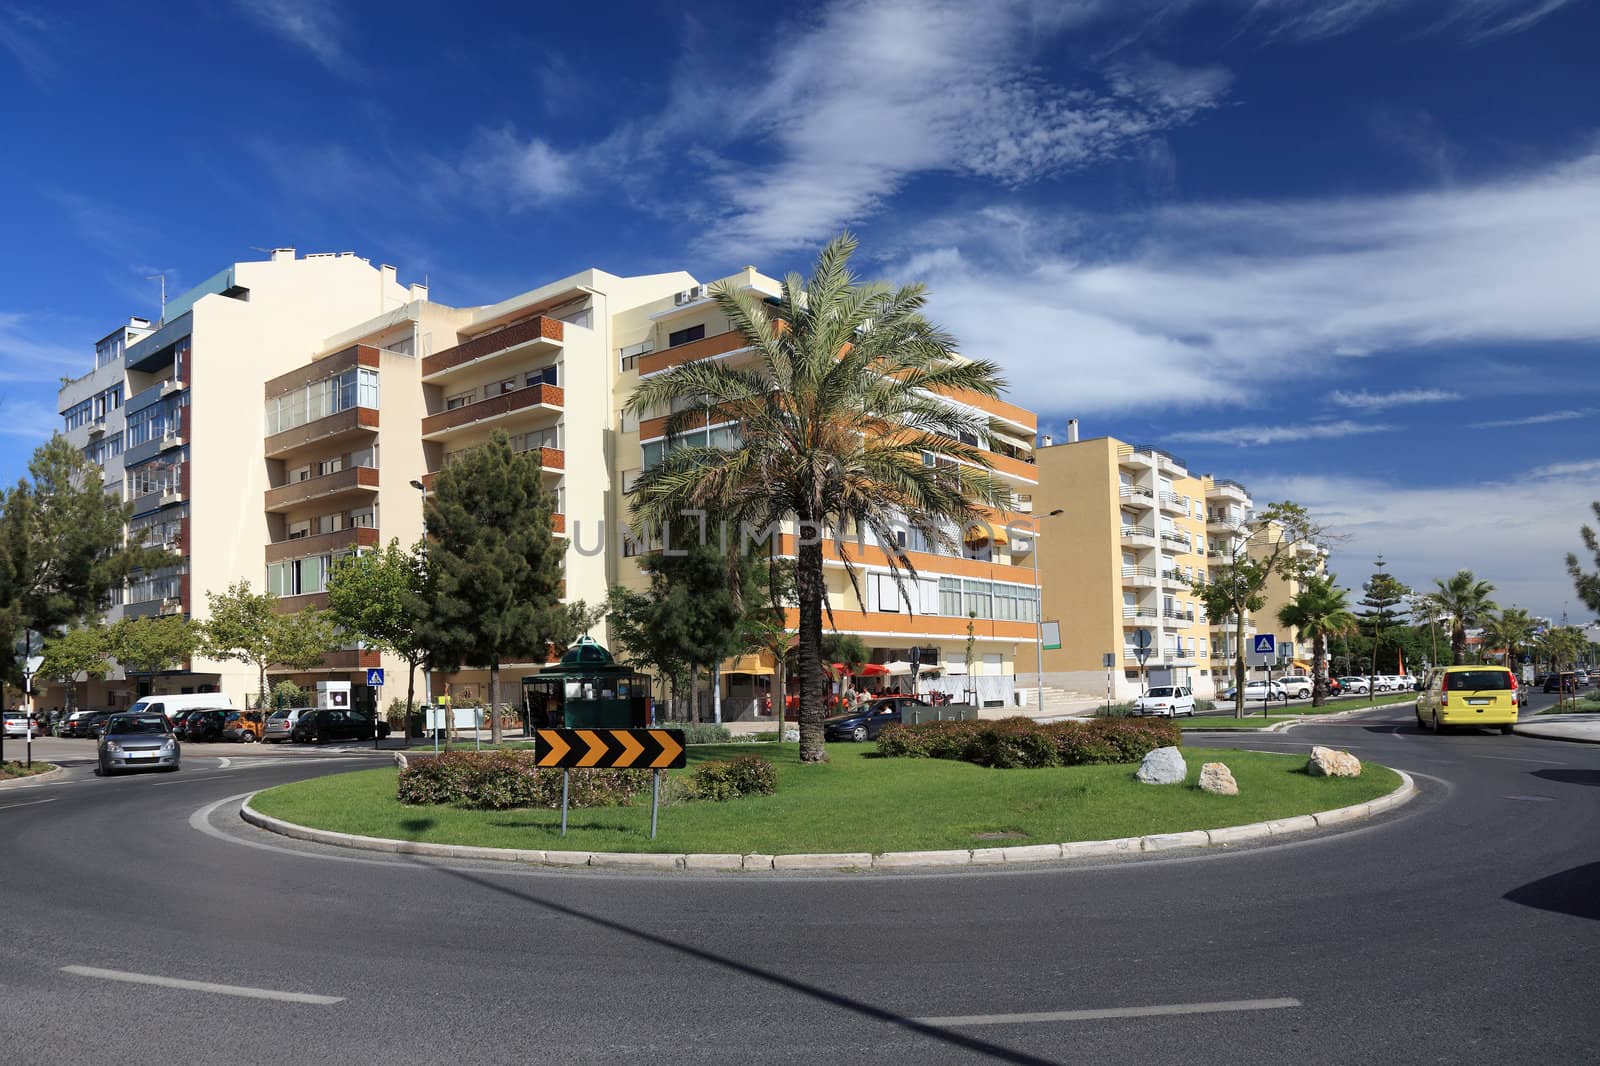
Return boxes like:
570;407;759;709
2;712;31;738
263;708;313;742
222;710;265;743
1132;685;1196;717
1277;676;1313;699
127;692;237;720
1337;676;1371;694
288;709;390;745
824;696;930;742
1326;677;1342;696
1544;671;1579;694
179;709;227;742
1221;681;1288;702
96;713;180;775
83;711;116;739
1415;665;1519;734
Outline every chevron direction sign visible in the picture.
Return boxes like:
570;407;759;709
534;728;686;770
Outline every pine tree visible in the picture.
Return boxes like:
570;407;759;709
1356;557;1410;685
419;431;566;743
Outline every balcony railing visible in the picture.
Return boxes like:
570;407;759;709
421;316;563;381
1122;606;1158;619
1119;485;1154;505
264;466;379;513
1120;525;1155;540
265;526;379;565
1121;565;1157;581
1158;491;1187;513
422;383;563;439
638;329;753;377
264;406;379;459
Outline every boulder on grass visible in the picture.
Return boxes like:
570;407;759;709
1136;746;1187;785
1308;745;1361;778
393;752;409;770
1198;761;1238;795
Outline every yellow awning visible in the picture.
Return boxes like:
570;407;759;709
965;522;1008;546
726;653;775;676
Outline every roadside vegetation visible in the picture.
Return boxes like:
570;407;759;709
0;760;56;780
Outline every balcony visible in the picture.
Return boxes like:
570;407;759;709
272;592;329;614
131;484;185;518
420;448;564;492
1132;444;1188;476
1158;490;1187;514
268;649;383;672
1159;530;1192;551
422;316;563;383
1121;565;1157;588
422;383;563;440
1122;606;1158;621
264;406;379;460
265;466;379;513
1207;512;1247;532
1209;478;1250;503
984;449;1038;485
125;377;185;415
1119;485;1154;509
638;329;754;377
264;526;379;565
1120;525;1156;547
1163;611;1194;629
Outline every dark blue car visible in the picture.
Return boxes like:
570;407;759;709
823;696;928;742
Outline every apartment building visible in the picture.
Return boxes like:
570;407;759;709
47;249;1043;715
624;271;1043;711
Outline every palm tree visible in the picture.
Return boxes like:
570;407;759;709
1412;591;1446;668
1481;606;1535;670
626;234;1007;762
1276;574;1359;707
1432;570;1498;664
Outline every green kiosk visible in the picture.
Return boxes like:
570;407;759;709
521;636;651;730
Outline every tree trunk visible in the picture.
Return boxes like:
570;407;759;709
1311;631;1327;707
713;662;722;724
1452;625;1466;665
258;663;268;711
795;536;828;763
489;658;503;744
772;649;787;737
405;660;416;736
1233;617;1246;719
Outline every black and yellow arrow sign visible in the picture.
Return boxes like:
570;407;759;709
534;728;686;770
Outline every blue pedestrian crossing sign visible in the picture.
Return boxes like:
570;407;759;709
1253;634;1276;656
366;668;385;687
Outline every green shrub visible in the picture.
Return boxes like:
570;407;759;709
678;722;733;745
686;754;778;801
397;751;651;810
876;717;1178;769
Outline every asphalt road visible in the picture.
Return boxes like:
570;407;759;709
2;698;1597;1065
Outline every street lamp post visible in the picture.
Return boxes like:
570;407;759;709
1032;509;1065;709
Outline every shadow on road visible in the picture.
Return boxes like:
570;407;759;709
1504;861;1600;921
434;865;1060;1064
1530;769;1600;788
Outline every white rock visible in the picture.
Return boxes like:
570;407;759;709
1135;746;1187;785
1198;761;1238;795
1308;745;1362;778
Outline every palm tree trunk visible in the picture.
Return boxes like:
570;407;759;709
795;537;828;763
1311;631;1327;707
1452;624;1466;665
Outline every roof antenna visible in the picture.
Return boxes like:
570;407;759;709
146;273;167;322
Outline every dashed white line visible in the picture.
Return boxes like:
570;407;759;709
60;965;343;1004
1475;754;1566;765
0;796;57;812
914;997;1303;1027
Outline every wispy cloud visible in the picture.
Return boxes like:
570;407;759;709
0;396;62;440
1330;388;1460;410
1530;458;1600;478
234;0;353;74
0;5;58;83
891;150;1600;414
1237;0;1581;42
1473;408;1594;429
1169;420;1392;446
0;311;87;384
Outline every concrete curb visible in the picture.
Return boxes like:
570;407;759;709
1512;722;1600;744
0;764;63;789
238;768;1416;873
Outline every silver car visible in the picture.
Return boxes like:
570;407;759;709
96;713;181;775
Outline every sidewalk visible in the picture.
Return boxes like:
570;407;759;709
1514;712;1600;744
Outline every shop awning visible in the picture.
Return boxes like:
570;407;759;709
726;653;774;676
883;662;913;676
965;522;1008;546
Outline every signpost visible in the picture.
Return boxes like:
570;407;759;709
533;728;687;838
20;654;43;769
1133;629;1152;702
1251;635;1277;715
366;667;385;688
1102;652;1115;716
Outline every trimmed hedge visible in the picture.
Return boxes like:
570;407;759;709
875;716;1180;769
677;722;733;745
397;751;652;810
686;755;777;801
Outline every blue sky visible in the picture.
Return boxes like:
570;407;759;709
2;0;1597;620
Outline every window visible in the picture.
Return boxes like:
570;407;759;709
63;399;92;431
317;457;342;477
938;578;962;617
962;579;992;620
620;407;640;433
526;365;558;388
265;367;379;434
619;340;653;373
445;390;474;411
668;324;705;348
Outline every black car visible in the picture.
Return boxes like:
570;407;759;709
1544;671;1578;694
823;696;927;742
82;711;116;739
179;709;227;742
289;709;390;744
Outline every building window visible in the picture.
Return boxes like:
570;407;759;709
526;365;558;388
667;324;705;348
265;367;379;435
618;340;653;373
939;578;963;617
445;390;474;411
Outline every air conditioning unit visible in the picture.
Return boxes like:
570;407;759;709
674;290;693;306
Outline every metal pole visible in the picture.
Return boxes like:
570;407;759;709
650;770;660;839
1033;531;1043;710
560;770;570;836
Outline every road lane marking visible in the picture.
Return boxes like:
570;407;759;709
60;965;343;1004
914;997;1302;1027
1475;754;1566;765
0;797;57;812
217;757;231;769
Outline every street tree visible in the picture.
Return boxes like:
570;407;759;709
201;580;337;705
1432;569;1497;665
419;431;566;744
626;232;1007;761
1276;574;1359;707
328;539;431;721
606;583;690;714
106;615;201;679
1567;500;1600;615
1190;502;1330;717
39;624;110;711
1356;558;1411;686
1481;607;1536;670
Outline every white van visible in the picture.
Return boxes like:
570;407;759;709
129;694;237;721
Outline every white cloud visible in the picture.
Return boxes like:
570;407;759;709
1168;420;1392;446
1238;0;1581;42
0;311;86;384
1473;408;1594;429
1251;465;1600;621
1330;388;1460;410
893;150;1600;414
0;6;57;83
1530;459;1600;479
0;397;62;440
235;0;351;73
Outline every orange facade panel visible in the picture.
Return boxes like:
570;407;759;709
769;533;1036;583
421;383;563;437
422;316;563;379
941;386;1036;431
780;607;1034;642
637;329;751;376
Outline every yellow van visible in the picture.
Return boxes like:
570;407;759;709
1415;665;1519;734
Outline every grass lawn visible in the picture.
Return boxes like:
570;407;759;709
249;743;1399;855
0;760;56;780
1538;698;1600;715
1179;716;1296;730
